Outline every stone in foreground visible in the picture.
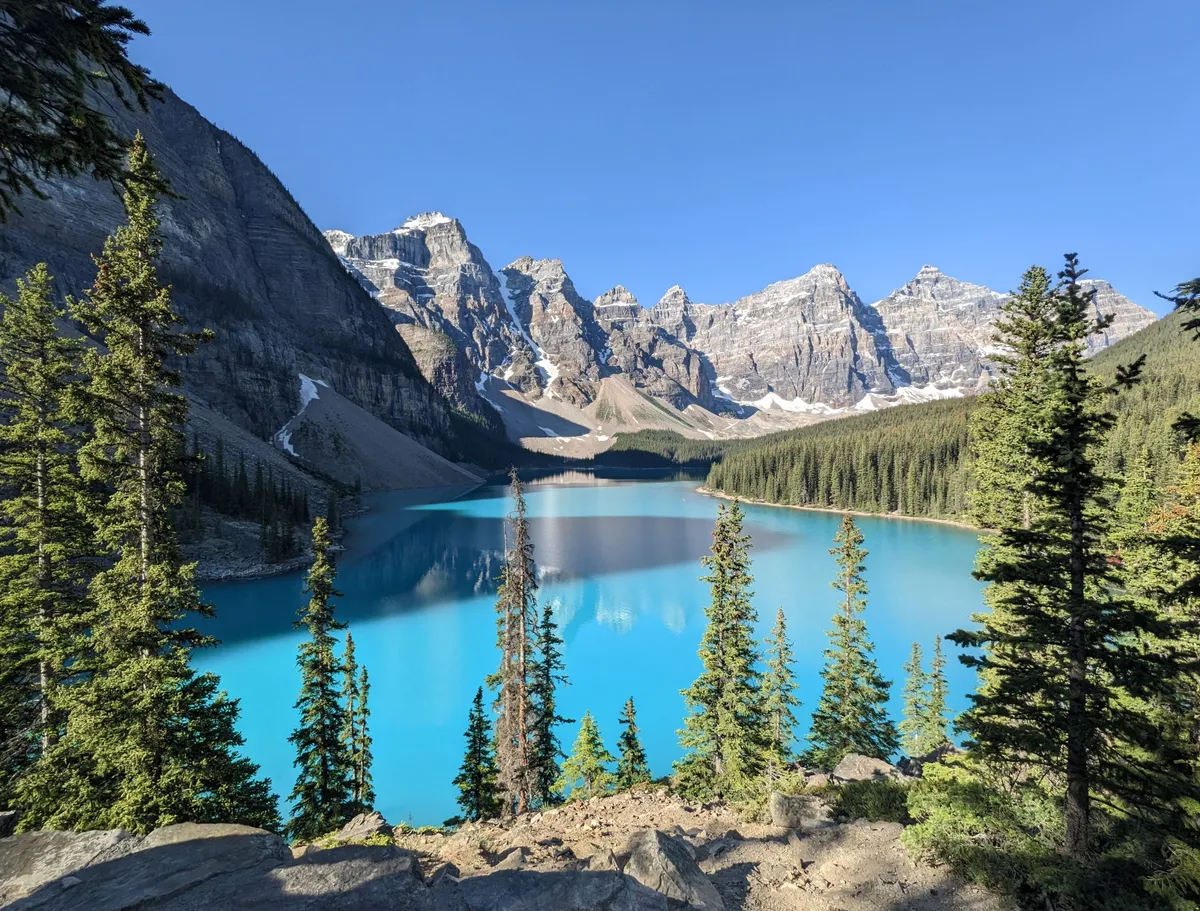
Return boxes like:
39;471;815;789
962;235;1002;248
624;829;725;911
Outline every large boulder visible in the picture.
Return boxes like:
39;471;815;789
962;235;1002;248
335;812;392;844
0;811;18;839
0;824;449;911
831;753;900;782
456;869;667;911
0;828;138;906
624;830;724;911
768;792;833;830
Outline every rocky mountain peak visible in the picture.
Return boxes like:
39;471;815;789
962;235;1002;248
393;211;455;233
655;285;691;310
595;285;640;308
322;229;354;257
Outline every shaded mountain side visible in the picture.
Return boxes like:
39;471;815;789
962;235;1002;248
0;87;457;459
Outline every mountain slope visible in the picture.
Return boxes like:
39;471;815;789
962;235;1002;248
0;89;459;464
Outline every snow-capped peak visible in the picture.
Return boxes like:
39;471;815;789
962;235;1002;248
394;212;454;233
322;229;355;256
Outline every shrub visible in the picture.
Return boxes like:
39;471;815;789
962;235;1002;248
830;778;910;823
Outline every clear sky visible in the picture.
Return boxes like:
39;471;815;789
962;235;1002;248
124;0;1196;314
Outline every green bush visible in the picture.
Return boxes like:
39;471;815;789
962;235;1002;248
830;778;911;823
903;756;1185;911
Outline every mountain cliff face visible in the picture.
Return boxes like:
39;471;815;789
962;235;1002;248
0;90;457;459
329;217;1157;423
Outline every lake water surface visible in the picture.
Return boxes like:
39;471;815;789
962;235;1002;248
197;473;984;826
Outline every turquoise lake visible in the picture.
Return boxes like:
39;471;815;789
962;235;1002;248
196;473;985;827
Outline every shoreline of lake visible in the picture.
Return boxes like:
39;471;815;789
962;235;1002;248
696;486;985;532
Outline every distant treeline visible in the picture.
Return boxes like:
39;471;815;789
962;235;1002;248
706;399;974;519
599;310;1200;523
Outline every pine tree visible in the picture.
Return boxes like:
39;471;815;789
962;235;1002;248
762;607;800;764
919;636;950;755
529;601;571;807
615;697;651;790
899;643;931;757
952;255;1192;861
555;711;614;801
0;264;90;802
490;470;538;815
0;1;163;219
15;138;277;834
676;500;766;800
340;631;374;817
453;686;501;823
806;514;898;769
286;517;352;842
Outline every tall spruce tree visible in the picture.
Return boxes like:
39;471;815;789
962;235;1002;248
0;264;91;802
286;517;352;841
952;255;1192;861
15;138;277;834
453;686;501;823
762;607;800;763
615;697;651;790
676;500;766;799
806;514;898;769
490;469;538;815
899;643;931;758
341;631;374;817
919;636;950;755
529;601;571;807
555;711;614;801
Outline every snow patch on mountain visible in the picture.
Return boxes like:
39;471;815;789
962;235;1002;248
274;374;328;456
495;270;561;393
395;212;453;233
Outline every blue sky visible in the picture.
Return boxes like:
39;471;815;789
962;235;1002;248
125;0;1196;313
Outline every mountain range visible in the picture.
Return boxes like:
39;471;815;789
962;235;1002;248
324;215;1156;455
0;84;1159;477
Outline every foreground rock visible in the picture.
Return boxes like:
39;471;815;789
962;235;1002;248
0;824;441;911
768;791;834;830
625;829;725;910
2;791;1002;911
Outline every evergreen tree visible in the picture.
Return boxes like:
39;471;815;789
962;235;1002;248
761;607;800;764
452;686;501;823
0;264;90;802
15;138;277;834
919;636;950;755
340;631;374;816
952;255;1191;860
806;515;898;769
676;501;766;799
615;697;651;790
555;711;614;801
490;470;538;815
529;601;571;807
899;643;931;757
0;1;163;219
286;517;352;842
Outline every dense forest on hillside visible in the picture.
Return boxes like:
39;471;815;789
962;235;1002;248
706;399;975;519
597;311;1200;522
